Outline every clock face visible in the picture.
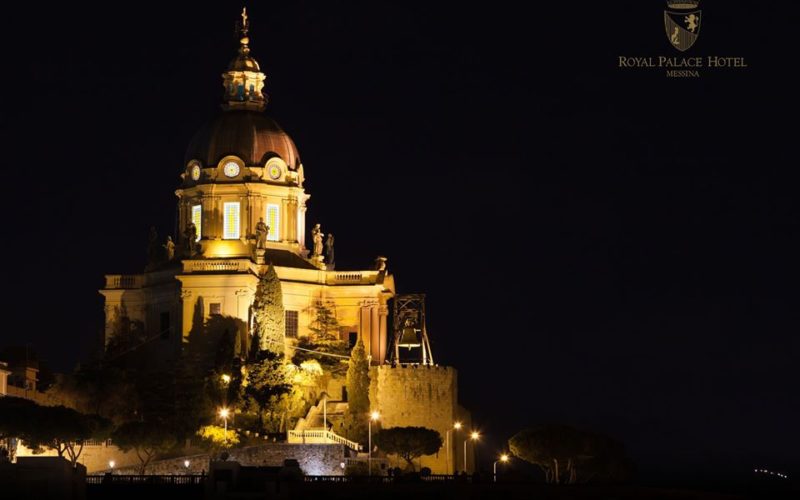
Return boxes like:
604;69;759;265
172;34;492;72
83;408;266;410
190;164;201;181
268;164;282;180
223;161;240;178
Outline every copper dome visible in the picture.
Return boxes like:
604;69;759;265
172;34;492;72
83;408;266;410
185;110;301;169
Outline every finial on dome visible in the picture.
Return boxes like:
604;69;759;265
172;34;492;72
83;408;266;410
222;7;268;111
239;7;250;50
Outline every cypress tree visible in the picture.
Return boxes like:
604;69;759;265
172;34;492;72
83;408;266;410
343;338;370;444
252;264;285;354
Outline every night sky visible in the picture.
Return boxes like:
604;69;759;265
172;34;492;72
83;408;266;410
3;1;798;484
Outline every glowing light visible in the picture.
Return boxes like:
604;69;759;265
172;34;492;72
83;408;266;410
108;460;115;469
184;460;190;468
266;203;280;241
470;431;480;440
370;411;380;421
500;454;509;462
221;374;231;384
223;202;240;239
191;205;202;241
219;407;230;419
453;422;462;430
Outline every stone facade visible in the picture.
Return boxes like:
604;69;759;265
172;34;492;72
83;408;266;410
106;443;346;476
370;365;472;474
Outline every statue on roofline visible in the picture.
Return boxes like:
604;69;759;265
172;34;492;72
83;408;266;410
312;223;324;258
325;233;335;269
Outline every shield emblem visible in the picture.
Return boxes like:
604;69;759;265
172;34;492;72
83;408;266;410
664;9;701;51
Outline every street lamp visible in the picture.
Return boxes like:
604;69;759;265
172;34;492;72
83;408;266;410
219;407;231;445
464;431;479;472
108;460;115;472
493;454;509;482
368;411;380;476
447;421;462;473
221;374;231;384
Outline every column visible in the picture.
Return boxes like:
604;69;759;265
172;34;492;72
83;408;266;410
287;196;298;242
281;197;289;242
180;289;194;341
298;202;307;250
378;304;389;365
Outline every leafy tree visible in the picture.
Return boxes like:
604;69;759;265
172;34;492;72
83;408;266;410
342;338;370;444
307;301;340;343
0;398;110;467
104;304;147;359
112;421;176;474
63;363;138;424
374;427;443;471
197;425;241;458
252;264;285;354
292;301;349;376
0;397;40;461
291;337;350;376
244;349;292;432
508;425;633;484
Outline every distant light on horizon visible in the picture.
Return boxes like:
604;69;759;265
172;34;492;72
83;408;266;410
754;468;789;479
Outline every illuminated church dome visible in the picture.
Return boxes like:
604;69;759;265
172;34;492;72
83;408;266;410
185;8;300;169
185;112;301;169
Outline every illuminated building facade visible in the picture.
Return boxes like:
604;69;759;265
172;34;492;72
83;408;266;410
97;11;471;474
99;13;393;365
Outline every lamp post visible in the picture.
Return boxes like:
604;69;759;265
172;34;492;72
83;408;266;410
493;454;509;483
219;407;230;446
447;421;462;473
464;431;479;472
368;411;380;476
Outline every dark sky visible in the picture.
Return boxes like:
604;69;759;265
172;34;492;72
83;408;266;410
3;1;798;484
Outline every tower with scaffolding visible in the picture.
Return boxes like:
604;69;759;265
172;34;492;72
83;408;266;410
390;294;434;366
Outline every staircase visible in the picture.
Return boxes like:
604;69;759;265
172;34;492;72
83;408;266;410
288;396;361;451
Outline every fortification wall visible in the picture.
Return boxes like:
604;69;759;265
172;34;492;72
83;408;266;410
370;365;472;473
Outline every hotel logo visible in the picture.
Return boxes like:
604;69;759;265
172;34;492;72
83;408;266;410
665;0;702;51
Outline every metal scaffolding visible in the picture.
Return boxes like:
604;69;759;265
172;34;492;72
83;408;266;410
390;294;434;366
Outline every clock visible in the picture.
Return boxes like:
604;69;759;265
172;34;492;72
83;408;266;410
223;161;241;178
190;164;201;181
268;164;282;180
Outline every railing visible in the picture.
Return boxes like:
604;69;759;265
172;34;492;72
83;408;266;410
183;259;249;272
327;270;381;285
335;272;362;281
303;475;481;483
104;275;144;289
83;438;113;447
287;429;361;451
86;475;205;485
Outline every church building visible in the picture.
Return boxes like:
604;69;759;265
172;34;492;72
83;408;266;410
99;12;393;365
97;10;472;474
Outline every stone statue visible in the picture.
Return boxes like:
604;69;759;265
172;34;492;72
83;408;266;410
255;218;269;249
312;224;324;257
184;221;197;256
375;256;387;272
164;236;175;261
325;233;335;269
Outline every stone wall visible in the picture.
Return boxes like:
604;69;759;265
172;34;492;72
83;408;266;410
370;365;472;474
105;443;346;476
15;441;140;474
